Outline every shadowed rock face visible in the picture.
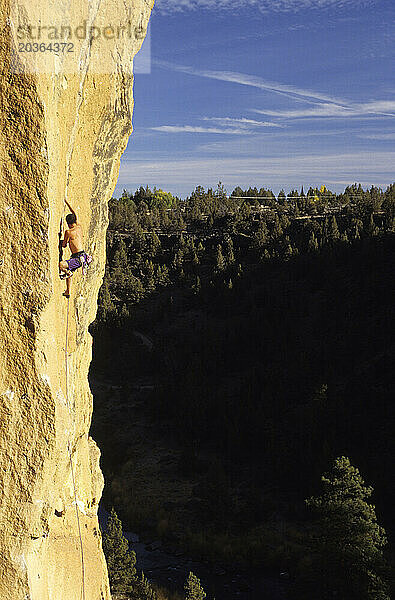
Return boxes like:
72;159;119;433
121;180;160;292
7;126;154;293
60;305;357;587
0;1;153;598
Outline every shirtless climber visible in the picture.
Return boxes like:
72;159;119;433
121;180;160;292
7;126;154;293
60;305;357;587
59;200;92;298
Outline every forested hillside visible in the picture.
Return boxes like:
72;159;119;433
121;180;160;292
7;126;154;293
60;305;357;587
91;182;395;599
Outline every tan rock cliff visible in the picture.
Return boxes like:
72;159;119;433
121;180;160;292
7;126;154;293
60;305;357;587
0;1;153;598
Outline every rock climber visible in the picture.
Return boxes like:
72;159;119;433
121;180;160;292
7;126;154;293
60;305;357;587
59;200;92;298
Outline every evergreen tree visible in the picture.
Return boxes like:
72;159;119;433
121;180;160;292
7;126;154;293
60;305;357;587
240;202;251;220
260;248;271;262
231;186;244;197
271;213;283;240
340;231;349;244
173;248;184;269
253;220;268;248
97;279;116;322
184;571;206;600
306;457;389;600
215;181;226;197
225;237;235;264
277;189;286;204
112;239;130;289
126;274;144;304
148;232;161;256
366;214;379;237
308;232;319;253
328;215;340;243
119;303;130;325
322;215;340;245
192;275;201;295
178;214;187;230
102;508;137;595
383;183;395;217
135;572;157;600
144;260;155;292
215;244;225;273
350;217;363;240
157;264;171;286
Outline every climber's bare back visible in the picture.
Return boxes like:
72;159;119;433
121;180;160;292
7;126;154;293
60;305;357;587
63;223;83;254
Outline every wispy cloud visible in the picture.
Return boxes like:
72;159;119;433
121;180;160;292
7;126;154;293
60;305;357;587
254;105;355;118
156;60;346;105
151;117;286;136
203;117;285;128
150;125;252;134
254;101;395;119
155;0;372;15
358;132;395;140
156;61;395;122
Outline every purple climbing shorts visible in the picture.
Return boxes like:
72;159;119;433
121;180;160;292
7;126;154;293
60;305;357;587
67;251;86;272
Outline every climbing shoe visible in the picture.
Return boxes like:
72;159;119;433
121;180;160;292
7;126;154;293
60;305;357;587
60;269;73;280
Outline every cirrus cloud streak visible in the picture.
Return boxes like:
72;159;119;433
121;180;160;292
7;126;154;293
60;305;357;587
151;125;254;134
155;0;372;14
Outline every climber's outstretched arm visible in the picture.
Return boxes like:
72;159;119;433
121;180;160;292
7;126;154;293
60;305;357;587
64;199;77;219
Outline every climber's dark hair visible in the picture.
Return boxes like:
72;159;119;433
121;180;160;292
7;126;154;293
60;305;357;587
66;213;77;226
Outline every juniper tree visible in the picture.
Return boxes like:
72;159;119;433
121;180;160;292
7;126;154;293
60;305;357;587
149;232;161;255
184;571;206;600
322;215;340;246
112;239;130;290
308;232;319;253
306;457;389;600
350;217;363;240
134;572;157;600
126;274;144;304
366;214;379;237
192;251;200;266
215;244;225;273
225;237;235;264
327;215;340;243
102;508;137;596
197;241;204;254
253;220;268;248
271;213;283;241
192;275;201;295
119;303;130;325
277;189;286;204
340;231;349;243
97;279;116;323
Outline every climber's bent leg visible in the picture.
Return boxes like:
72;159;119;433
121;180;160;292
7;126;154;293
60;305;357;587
63;276;72;298
59;251;91;295
60;260;73;297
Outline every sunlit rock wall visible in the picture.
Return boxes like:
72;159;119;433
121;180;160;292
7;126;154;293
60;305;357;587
0;0;153;598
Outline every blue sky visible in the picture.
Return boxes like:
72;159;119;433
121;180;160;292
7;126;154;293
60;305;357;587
115;0;395;198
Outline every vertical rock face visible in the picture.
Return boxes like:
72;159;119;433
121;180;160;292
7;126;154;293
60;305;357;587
0;1;153;598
